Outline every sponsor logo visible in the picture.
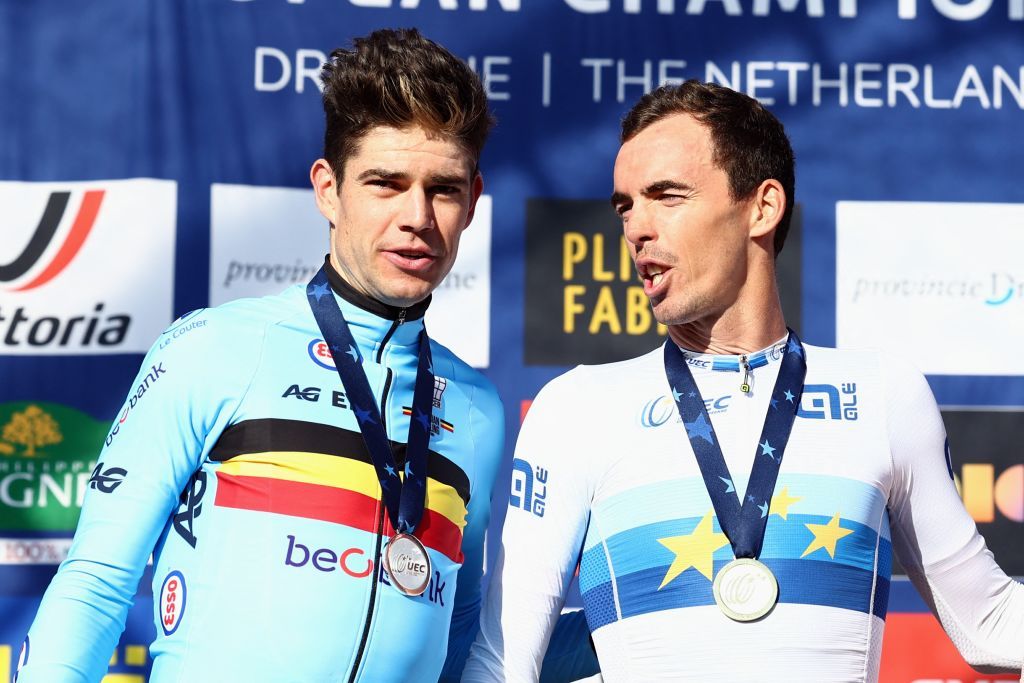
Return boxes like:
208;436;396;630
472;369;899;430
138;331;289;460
283;534;447;605
0;180;176;355
0;303;130;349
509;457;547;518
209;184;491;367
158;309;207;349
308;338;337;370
524;198;666;365
797;383;858;421
1;190;104;291
0;402;106;531
281;384;349;409
640;395;675;428
640;394;731;428
159;571;186;636
949;411;1023;575
432;376;447;409
105;363;167;446
88;461;127;493
401;407;454;435
172;471;207;548
836;201;1024;376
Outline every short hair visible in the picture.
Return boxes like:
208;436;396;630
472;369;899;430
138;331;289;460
621;81;795;257
319;28;494;180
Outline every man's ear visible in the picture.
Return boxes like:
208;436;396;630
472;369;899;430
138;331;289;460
749;178;785;242
310;159;340;226
462;172;485;230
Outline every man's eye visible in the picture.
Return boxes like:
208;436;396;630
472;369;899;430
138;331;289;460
432;185;460;196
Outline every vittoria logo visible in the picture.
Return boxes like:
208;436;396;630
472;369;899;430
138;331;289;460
0;180;176;355
0;190;104;291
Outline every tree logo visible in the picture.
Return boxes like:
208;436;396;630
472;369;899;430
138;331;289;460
1;404;63;457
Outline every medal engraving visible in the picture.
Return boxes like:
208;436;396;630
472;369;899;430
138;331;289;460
713;558;778;622
384;533;431;596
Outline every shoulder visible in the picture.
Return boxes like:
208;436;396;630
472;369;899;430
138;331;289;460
531;345;664;415
803;342;935;409
429;339;503;419
156;286;307;351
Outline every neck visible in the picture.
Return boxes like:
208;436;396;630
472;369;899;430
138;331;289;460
667;287;787;356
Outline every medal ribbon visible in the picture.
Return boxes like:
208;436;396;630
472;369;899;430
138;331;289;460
664;330;807;559
306;266;433;535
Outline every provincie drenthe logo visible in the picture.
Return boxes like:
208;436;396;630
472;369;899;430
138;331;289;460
0;179;177;355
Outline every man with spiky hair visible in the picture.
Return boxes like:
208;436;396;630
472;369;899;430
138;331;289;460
18;28;589;683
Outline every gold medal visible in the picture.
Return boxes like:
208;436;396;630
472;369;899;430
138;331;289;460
712;558;778;622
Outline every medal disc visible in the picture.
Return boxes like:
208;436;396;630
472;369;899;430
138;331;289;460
712;558;778;622
383;533;431;596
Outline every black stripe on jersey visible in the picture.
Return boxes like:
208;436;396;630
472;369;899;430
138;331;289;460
208;418;470;505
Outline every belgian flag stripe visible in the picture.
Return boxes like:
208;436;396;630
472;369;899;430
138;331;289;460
217;452;467;530
214;472;464;563
209;418;469;505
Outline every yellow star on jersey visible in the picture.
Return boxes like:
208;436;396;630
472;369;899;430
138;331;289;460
770;487;802;520
656;510;729;588
801;512;854;559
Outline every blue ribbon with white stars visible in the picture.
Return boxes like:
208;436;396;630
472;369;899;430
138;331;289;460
663;329;806;559
306;267;434;536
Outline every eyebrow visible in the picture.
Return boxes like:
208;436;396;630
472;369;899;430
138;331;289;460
356;168;469;187
610;180;694;208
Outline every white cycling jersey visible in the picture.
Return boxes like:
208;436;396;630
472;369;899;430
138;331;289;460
464;340;1024;682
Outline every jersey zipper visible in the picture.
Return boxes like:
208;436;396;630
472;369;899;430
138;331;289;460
350;314;401;682
740;354;751;393
375;308;406;364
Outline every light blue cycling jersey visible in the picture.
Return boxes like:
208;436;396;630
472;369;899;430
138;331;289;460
18;261;505;682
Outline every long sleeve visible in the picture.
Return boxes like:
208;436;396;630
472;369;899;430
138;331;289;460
883;354;1024;674
17;310;258;682
463;369;598;682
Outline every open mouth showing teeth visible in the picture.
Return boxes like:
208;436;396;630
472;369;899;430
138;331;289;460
646;266;666;287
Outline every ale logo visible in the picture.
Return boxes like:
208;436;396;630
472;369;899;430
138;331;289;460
0;191;104;292
0;401;107;531
0;179;177;355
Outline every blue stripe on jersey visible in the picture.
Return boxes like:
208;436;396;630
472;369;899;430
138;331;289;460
710;353;770;372
585;474;890;551
582;558;891;632
583;514;891;584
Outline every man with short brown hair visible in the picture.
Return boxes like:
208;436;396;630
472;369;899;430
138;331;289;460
465;80;1024;682
20;28;506;682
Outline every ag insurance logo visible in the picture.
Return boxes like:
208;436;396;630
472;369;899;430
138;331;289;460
0;180;176;355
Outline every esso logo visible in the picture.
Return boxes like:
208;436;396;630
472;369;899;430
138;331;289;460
308;338;336;370
160;570;187;636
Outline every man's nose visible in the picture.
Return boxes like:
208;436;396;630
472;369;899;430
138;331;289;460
398;188;435;232
623;204;656;248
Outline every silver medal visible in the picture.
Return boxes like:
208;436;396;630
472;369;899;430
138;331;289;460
712;558;778;622
383;533;431;596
